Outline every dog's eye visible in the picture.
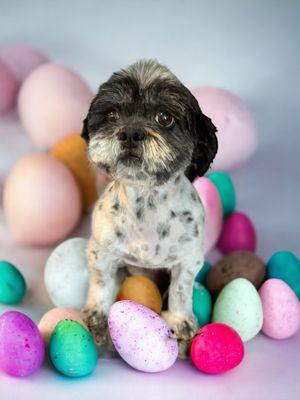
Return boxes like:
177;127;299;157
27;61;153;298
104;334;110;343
105;110;120;122
155;111;174;128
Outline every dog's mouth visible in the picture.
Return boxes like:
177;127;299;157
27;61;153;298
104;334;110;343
117;152;141;164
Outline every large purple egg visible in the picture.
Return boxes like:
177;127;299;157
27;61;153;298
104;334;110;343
0;60;18;114
0;311;45;377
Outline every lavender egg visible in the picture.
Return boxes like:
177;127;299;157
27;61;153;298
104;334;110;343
0;311;45;377
108;301;178;372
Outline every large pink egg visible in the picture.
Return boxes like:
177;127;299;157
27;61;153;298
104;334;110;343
18;63;93;148
259;279;300;339
217;211;257;255
3;153;81;246
191;87;257;171
0;60;18;115
193;177;223;254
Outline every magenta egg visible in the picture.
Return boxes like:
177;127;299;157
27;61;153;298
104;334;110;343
217;211;257;254
190;322;244;374
0;60;18;114
193;177;223;253
0;311;45;377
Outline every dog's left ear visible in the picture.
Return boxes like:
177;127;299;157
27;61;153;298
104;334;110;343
184;90;218;182
81;116;90;142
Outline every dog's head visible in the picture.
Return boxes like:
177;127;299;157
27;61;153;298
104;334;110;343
82;59;218;185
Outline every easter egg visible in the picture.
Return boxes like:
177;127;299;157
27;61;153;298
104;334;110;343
50;134;98;211
195;261;212;285
266;250;300;299
259;279;300;339
193;282;212;326
207;171;236;217
117;275;163;314
0;260;26;304
49;320;98;377
44;238;89;309
190;323;244;374
212;278;263;341
0;311;45;377
0;60;18;114
217;212;257;254
3;153;81;246
108;301;178;372
193;177;223;253
207;251;265;296
38;308;86;345
18;63;93;149
191;87;257;171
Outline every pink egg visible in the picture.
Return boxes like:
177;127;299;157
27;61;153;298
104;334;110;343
217;211;257;254
193;177;223;253
0;311;45;377
190;322;244;374
259;279;300;339
38;308;86;345
18;63;93;149
3;153;81;246
0;60;18;115
191;87;257;171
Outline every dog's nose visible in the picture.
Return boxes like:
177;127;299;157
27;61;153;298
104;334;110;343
117;130;146;147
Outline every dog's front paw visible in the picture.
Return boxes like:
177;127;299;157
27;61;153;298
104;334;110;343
81;308;108;346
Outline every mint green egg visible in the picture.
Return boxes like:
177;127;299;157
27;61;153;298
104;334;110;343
207;171;236;218
50;320;98;377
195;261;212;285
193;282;212;326
0;261;26;304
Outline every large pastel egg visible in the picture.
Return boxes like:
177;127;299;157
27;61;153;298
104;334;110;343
191;87;257;171
49;320;98;377
190;323;244;374
108;301;178;372
195;261;212;285
0;60;18;114
259;279;300;339
3;153;81;246
44;238;89;309
0;260;26;304
0;311;45;377
217;212;257;254
38;308;86;345
207;171;236;218
212;278;263;341
193;282;212;326
18;63;93;149
267;250;300;299
193;177;223;253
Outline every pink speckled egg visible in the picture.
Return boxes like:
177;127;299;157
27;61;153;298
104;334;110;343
38;308;86;345
3;153;81;246
18;63;93;148
193;177;223;254
0;60;18;115
0;311;45;377
191;87;257;171
190;323;244;374
259;279;300;339
108;301;178;372
217;212;257;255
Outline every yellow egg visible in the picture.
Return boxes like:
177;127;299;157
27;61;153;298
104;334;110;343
117;275;163;314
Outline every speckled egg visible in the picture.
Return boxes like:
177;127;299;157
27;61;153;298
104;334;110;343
212;278;263;341
49;320;98;377
190;323;244;374
259;279;300;339
195;261;212;285
0;311;45;377
0;260;26;304
44;238;89;309
0;60;18;114
193;282;212;326
108;301;178;372
207;171;236;218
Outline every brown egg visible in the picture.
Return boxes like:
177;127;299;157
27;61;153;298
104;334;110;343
117;275;163;314
207;251;266;296
50;133;97;211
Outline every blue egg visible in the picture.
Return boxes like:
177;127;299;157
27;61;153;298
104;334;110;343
195;261;212;285
193;282;212;327
0;261;26;304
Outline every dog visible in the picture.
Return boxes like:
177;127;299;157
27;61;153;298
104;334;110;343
81;59;218;358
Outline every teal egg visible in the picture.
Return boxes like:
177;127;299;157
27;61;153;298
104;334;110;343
207;171;236;218
49;320;98;377
0;260;26;304
267;250;300;299
193;282;212;326
195;261;212;285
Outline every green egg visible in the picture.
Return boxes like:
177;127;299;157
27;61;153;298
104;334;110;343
0;261;26;304
193;282;212;327
50;320;98;377
195;261;212;285
207;171;236;218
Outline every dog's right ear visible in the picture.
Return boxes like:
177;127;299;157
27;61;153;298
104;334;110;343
81;116;89;142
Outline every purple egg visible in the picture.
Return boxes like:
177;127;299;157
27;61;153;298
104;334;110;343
0;311;45;377
0;60;18;114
